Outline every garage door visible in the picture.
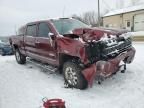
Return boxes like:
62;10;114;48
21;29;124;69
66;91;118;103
134;13;144;31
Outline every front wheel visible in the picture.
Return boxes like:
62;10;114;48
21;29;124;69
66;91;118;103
15;49;26;64
63;61;88;90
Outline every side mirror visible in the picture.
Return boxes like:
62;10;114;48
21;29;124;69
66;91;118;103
48;32;54;46
48;32;54;40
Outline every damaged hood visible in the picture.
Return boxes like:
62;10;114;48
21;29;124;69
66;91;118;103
72;27;129;42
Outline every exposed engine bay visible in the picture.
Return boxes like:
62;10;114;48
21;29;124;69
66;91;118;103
85;33;132;64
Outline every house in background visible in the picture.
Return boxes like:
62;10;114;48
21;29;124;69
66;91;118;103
102;4;144;31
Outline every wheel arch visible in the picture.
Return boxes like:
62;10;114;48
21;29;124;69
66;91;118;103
59;53;81;73
12;44;19;52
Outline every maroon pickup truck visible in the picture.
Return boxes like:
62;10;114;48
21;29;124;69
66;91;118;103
9;18;135;89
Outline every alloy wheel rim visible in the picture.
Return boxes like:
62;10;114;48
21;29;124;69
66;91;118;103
65;67;78;86
15;51;20;61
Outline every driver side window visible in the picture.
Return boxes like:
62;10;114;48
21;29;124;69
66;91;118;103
38;22;50;38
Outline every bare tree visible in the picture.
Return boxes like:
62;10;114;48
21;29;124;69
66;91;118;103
72;10;109;27
72;11;98;26
82;11;98;26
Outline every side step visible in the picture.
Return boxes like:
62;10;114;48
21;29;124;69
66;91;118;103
27;58;57;73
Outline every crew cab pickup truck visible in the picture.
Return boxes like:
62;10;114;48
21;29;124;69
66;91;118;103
9;18;135;89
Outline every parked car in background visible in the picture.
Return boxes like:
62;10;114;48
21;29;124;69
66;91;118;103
9;18;135;89
0;41;13;56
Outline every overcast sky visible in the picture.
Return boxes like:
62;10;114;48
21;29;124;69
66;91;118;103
0;0;144;36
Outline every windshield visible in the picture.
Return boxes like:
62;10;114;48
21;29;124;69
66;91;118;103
51;19;89;35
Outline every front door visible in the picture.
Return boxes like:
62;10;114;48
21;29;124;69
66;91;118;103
35;22;56;64
25;24;37;58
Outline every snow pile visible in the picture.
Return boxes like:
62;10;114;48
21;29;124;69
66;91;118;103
131;31;144;36
0;43;144;108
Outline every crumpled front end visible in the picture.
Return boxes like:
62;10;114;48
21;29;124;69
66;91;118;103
79;30;136;87
82;47;136;87
58;26;136;88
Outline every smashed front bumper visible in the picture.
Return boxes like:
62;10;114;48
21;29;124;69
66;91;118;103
82;47;136;87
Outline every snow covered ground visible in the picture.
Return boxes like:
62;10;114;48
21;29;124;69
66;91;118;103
131;31;144;36
0;43;144;108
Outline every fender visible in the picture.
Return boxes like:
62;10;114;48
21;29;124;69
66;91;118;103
56;37;89;64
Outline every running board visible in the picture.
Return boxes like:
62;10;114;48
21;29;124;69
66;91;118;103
27;58;57;72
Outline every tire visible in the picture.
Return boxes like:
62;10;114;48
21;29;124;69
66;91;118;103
15;49;26;64
63;61;88;90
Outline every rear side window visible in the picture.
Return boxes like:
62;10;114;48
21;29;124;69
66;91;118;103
38;22;50;37
26;24;37;36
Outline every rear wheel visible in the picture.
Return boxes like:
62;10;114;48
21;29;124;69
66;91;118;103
63;61;88;90
15;49;26;64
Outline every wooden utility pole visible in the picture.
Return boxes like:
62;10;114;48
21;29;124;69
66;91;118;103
98;0;100;27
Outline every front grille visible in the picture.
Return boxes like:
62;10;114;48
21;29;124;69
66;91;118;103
104;38;131;56
86;38;132;64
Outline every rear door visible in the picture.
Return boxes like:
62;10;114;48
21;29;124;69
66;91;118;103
35;22;57;64
25;24;37;58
